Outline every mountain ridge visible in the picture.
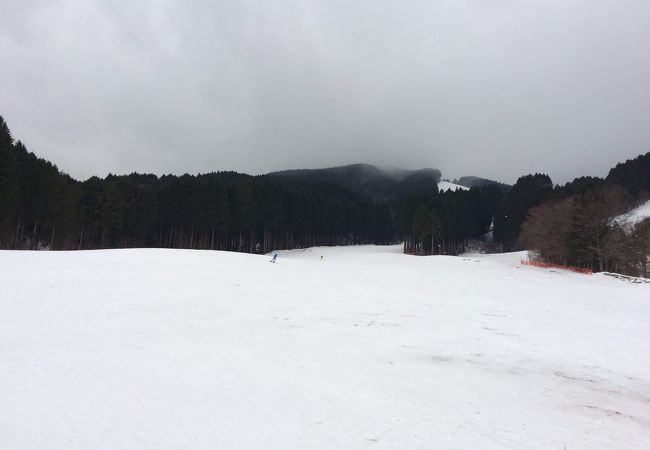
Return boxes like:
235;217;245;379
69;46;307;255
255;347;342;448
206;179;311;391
267;163;442;203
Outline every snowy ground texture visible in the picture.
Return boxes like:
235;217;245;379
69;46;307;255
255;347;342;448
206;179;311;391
2;245;650;449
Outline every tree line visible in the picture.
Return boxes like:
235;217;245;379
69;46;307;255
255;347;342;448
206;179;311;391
393;150;650;277
492;153;650;277
2;113;648;276
395;184;505;255
0;116;394;252
1;115;509;255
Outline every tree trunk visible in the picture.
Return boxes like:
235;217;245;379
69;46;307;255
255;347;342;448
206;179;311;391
32;220;38;250
12;212;22;249
78;222;85;250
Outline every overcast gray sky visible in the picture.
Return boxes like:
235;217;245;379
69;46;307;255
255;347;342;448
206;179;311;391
1;0;649;184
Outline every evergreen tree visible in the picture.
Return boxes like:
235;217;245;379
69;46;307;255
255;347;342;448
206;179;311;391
494;173;553;251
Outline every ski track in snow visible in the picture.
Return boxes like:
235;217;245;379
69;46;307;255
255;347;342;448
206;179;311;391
1;245;650;449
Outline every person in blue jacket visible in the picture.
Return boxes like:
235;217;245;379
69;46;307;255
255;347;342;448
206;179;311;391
270;253;278;263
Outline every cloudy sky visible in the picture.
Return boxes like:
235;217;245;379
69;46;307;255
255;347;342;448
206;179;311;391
1;0;649;184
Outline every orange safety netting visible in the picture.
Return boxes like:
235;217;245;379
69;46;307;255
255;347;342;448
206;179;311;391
520;259;593;275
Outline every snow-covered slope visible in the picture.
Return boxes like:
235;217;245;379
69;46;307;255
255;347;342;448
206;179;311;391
2;246;649;449
613;199;650;230
438;180;469;191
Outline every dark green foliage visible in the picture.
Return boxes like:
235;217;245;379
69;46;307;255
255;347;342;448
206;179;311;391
456;176;511;193
494;153;650;255
395;193;428;236
398;186;504;255
394;169;440;199
0;116;396;251
493;173;554;251
4;112;647;266
270;164;441;204
0;113;505;255
0;128;79;249
606;152;650;198
0;118;18;233
552;176;604;199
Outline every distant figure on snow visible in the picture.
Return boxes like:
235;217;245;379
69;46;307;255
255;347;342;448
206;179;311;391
270;253;278;263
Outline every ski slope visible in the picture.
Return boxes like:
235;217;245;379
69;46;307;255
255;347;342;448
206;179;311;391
613;199;650;231
1;246;649;449
438;180;469;192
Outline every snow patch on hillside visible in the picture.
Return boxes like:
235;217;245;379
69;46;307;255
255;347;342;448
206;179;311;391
1;246;649;449
613;199;650;230
438;180;469;192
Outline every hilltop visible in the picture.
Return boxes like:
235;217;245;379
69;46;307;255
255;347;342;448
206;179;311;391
268;164;442;203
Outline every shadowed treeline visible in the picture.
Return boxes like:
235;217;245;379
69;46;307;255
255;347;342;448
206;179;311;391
1;113;648;276
0;115;508;255
503;155;650;276
0;116;394;252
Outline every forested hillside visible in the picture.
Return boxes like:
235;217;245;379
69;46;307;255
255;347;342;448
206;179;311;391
503;154;650;276
2;113;648;274
265;162;508;256
1;115;507;254
394;185;504;255
396;152;650;275
0;114;494;254
455;176;511;192
0;117;394;252
269;164;442;204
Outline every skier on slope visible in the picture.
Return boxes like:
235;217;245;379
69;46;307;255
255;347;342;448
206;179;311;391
270;253;278;263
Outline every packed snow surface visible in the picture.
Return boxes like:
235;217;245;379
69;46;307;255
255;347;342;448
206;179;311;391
438;180;469;192
2;246;650;449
